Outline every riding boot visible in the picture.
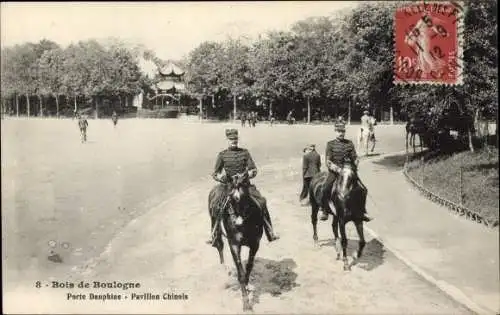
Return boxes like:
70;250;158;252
358;182;372;222
321;172;336;221
262;206;280;242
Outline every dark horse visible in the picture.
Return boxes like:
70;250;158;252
309;163;366;271
208;171;263;311
406;116;427;153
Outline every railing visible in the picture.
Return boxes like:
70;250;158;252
403;154;498;228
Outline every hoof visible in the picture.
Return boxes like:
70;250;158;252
336;253;341;260
343;265;351;271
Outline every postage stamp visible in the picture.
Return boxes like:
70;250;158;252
394;1;465;85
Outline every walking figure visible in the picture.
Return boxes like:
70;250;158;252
78;114;88;143
300;144;321;205
240;112;246;127
111;111;118;127
269;111;275;126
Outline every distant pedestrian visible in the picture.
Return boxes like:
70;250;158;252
111;111;118;127
269;111;275;126
251;112;257;127
240;112;246;127
300;144;321;205
78;114;88;143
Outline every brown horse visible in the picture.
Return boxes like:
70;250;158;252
309;163;366;271
208;171;263;311
406;116;426;153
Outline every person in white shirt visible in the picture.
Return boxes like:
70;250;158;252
358;110;371;155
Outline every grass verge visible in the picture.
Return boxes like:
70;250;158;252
407;147;499;225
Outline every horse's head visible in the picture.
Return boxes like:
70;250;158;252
335;162;357;202
227;171;249;203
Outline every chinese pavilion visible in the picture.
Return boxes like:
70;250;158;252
153;61;185;109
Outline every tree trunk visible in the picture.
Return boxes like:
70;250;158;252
496;112;499;148
95;96;99;119
468;126;475;153
125;95;128;108
26;94;30;117
307;96;311;124
55;94;59;118
233;94;237;121
348;98;351;125
390;105;394;125
39;95;43;117
199;98;203;120
74;95;77;112
212;95;215;108
16;94;19;117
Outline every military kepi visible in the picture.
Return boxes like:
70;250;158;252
334;121;346;131
225;128;239;139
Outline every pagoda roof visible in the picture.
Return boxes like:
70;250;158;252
159;61;185;76
156;80;185;91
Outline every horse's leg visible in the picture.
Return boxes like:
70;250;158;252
339;221;350;271
311;198;319;243
332;215;341;260
364;132;369;155
370;134;376;152
244;242;259;287
216;237;224;265
406;131;410;153
354;221;366;260
411;133;416;153
229;243;251;311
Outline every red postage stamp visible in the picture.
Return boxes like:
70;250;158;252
394;1;464;85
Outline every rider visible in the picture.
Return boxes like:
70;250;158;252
207;128;280;245
320;121;372;222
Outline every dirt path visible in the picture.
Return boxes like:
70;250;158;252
4;157;472;314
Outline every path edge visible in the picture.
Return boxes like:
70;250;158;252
361;151;497;315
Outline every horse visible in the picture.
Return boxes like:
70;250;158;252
309;162;366;271
357;122;376;156
405;116;426;153
208;171;264;311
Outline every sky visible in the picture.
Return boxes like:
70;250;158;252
1;2;359;61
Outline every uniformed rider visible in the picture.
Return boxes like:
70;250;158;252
320;121;373;222
207;128;280;245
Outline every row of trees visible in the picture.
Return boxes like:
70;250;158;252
1;39;156;117
184;1;497;128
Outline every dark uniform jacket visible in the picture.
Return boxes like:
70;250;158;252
212;147;257;181
303;149;321;178
325;138;357;168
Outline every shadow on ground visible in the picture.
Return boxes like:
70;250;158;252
226;258;299;306
372;153;408;170
319;238;385;271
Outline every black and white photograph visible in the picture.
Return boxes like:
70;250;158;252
1;1;498;314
